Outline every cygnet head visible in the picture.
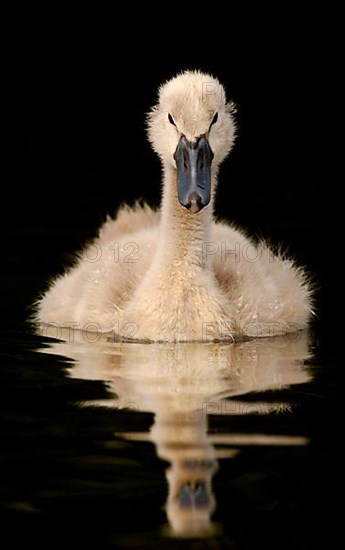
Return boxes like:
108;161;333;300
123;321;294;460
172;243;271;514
148;71;236;213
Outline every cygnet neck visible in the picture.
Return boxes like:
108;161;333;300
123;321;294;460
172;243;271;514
156;164;216;270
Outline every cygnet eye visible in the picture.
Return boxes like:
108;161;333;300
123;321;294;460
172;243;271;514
168;113;176;126
210;112;218;126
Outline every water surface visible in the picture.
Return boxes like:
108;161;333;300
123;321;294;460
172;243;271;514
0;320;335;548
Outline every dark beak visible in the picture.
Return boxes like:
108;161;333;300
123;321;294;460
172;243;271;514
178;481;210;509
174;135;214;213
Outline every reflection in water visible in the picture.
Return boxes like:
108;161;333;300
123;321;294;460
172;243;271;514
41;327;312;538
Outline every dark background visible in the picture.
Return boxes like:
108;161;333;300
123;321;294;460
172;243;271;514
1;33;336;333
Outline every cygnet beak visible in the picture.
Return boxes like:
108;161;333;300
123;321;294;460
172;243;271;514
174;135;214;213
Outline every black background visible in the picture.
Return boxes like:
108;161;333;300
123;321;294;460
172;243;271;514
1;24;336;333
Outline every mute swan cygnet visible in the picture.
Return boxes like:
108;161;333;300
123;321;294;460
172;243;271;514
37;71;313;342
